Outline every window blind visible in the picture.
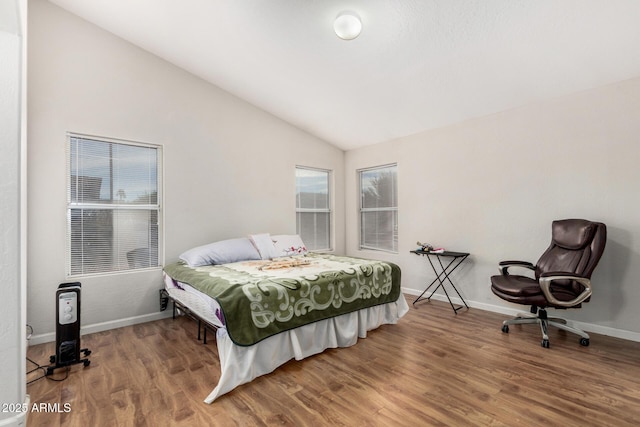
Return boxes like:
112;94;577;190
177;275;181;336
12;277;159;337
67;135;161;275
359;164;398;252
296;167;331;251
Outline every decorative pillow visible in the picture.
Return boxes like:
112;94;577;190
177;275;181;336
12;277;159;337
249;233;279;260
179;237;261;267
271;234;308;257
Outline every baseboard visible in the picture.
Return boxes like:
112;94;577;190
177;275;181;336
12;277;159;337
402;286;640;343
28;311;173;346
28;289;640;345
0;394;29;426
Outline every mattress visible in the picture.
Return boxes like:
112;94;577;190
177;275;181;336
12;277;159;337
163;253;403;346
162;254;409;403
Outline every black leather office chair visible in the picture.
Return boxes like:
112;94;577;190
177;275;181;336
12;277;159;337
490;219;606;348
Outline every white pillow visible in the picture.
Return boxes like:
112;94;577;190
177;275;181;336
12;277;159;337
179;237;261;267
271;234;308;257
249;233;279;260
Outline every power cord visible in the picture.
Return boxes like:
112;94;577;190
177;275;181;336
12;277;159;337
26;357;47;385
25;325;70;385
26;356;69;384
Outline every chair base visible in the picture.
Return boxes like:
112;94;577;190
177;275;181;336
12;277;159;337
501;307;590;348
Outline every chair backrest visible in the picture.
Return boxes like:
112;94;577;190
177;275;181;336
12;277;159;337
126;247;152;269
535;219;607;280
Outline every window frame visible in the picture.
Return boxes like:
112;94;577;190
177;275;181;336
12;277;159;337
358;163;398;253
295;165;332;251
66;132;163;277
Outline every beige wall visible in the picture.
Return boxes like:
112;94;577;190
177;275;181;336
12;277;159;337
346;77;640;339
28;0;640;342
27;0;344;340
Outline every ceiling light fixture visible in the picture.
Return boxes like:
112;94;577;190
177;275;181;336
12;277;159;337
334;11;362;40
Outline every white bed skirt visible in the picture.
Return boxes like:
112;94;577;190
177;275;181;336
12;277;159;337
164;273;409;403
205;294;409;403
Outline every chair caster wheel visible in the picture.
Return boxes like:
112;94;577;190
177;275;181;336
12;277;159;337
541;339;550;348
83;359;91;367
49;355;56;364
501;325;509;333
580;338;590;346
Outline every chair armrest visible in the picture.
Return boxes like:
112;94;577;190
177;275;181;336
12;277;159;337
498;260;534;275
538;272;592;307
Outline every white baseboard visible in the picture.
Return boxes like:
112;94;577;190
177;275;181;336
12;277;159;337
402;286;640;343
0;394;29;426
27;289;640;345
28;311;173;346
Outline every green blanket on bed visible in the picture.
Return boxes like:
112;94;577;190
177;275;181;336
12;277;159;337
163;253;401;346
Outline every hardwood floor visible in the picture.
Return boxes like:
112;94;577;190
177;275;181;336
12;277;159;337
26;295;640;426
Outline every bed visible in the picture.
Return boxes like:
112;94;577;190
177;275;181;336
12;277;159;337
162;234;409;403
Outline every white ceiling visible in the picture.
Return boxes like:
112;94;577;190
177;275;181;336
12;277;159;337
47;0;640;151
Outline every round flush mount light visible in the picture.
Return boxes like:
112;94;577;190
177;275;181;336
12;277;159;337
334;11;362;40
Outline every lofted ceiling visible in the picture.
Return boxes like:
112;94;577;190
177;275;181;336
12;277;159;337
47;0;640;151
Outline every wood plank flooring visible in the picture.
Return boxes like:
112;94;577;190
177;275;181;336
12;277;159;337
26;295;640;426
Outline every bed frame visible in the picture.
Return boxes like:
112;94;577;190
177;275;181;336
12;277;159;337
159;255;409;403
160;289;217;344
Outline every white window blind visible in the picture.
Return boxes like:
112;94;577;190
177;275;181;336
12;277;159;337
296;167;331;251
359;164;398;252
67;134;162;275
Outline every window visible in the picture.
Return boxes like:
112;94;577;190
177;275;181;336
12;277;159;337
67;134;162;275
359;164;398;252
296;167;331;251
